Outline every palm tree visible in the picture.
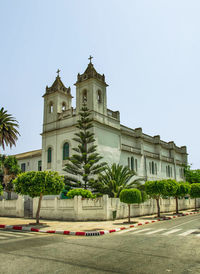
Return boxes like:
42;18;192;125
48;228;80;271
0;108;20;150
90;163;142;198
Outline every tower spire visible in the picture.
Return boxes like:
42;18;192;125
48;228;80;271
56;69;61;77
88;55;93;64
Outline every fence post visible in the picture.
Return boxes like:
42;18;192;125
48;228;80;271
74;195;82;220
16;195;24;217
54;197;58;216
103;195;109;220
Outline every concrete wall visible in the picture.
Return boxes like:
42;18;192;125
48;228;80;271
1;195;199;221
32;195;200;221
0;196;24;217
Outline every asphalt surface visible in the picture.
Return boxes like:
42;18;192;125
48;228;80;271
0;214;199;274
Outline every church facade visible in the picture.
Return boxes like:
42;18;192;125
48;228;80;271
15;59;187;182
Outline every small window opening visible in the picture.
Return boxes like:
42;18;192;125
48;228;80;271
82;90;87;103
97;90;102;103
62;102;66;111
49;102;53;113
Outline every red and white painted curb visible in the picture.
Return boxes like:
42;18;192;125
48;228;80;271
0;211;199;236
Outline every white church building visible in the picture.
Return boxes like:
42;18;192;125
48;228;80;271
15;58;187;182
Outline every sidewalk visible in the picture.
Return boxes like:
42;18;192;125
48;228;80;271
0;209;199;235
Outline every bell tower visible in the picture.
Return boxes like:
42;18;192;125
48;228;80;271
42;70;73;129
75;56;108;115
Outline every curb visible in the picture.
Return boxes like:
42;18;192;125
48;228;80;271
0;211;199;236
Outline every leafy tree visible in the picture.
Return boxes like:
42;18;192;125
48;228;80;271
190;183;200;211
13;171;64;224
120;189;142;223
90;163;141;198
163;179;178;197
140;189;148;203
145;180;166;217
134;180;148;203
0;155;21;198
0;108;20;150
184;167;200;211
184;166;200;184
174;181;191;214
67;188;96;199
64;103;107;189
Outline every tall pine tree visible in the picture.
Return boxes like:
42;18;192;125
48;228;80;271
64;103;107;189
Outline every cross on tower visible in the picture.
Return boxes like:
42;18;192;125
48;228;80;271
88;55;93;63
56;69;60;76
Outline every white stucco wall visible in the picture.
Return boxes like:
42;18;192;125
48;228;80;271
32;195;200;221
17;156;42;172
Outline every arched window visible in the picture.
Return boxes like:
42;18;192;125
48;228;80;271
166;165;172;177
155;163;157;175
135;159;138;172
97;90;102;103
62;102;66;111
82;90;87;103
63;142;69;160
128;157;130;168
47;147;52;163
149;162;152;174
131;157;134;171
49;102;53;113
152;161;154;174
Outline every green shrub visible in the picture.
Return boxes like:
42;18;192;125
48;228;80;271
67;188;96;199
60;184;71;199
120;189;142;204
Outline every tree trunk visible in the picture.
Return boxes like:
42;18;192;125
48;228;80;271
156;198;160;218
128;204;131;223
195;198;197;211
175;196;179;214
7;192;11;200
36;193;43;224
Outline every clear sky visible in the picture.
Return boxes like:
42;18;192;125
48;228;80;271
1;0;200;168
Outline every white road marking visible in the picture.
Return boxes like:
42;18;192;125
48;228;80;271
0;232;22;237
131;228;152;234
162;229;182;235
117;228;135;234
179;229;199;236
0;236;7;239
11;232;37;236
166;217;200;230
145;229;166;235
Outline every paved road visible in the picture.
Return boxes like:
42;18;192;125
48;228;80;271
0;214;199;274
